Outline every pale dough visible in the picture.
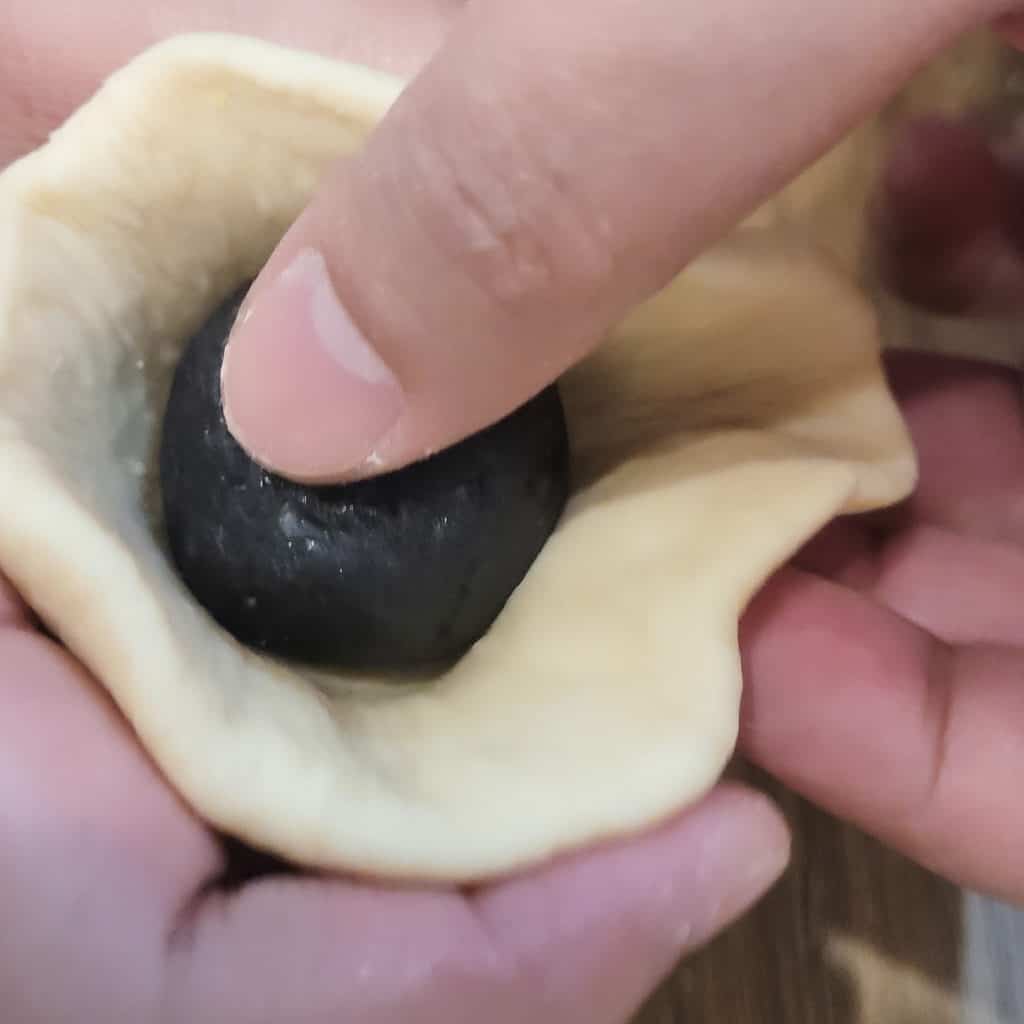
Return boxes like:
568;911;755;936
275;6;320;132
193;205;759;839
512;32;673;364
0;33;1002;881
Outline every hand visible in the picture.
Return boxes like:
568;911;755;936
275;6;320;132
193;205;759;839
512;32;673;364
0;585;786;1023
0;5;788;1023
739;113;1024;906
217;0;1012;482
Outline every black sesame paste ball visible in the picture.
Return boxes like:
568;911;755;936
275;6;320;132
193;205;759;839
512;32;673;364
159;285;571;671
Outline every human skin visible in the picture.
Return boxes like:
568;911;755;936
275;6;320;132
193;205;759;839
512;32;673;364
217;0;1019;481
1;5;785;1023
3;1;1024;1021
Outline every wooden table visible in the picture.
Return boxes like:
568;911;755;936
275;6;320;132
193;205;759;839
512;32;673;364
633;766;1019;1024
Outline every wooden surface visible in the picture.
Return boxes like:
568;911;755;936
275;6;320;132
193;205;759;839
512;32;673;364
633;767;1022;1024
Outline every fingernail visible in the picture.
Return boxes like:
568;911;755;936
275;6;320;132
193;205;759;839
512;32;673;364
222;247;404;482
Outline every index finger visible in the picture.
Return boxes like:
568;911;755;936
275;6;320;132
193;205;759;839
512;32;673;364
739;567;1024;904
222;0;997;482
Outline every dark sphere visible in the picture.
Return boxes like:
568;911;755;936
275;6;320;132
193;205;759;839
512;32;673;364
159;285;570;671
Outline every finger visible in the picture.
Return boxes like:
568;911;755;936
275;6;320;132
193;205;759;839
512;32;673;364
0;629;222;1020
172;785;788;1024
0;573;31;628
887;352;1024;545
1;0;458;165
800;518;1024;648
870;114;1024;314
470;784;787;1024
220;0;990;482
739;567;1024;903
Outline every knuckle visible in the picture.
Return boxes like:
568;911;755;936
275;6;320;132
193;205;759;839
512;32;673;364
400;108;614;308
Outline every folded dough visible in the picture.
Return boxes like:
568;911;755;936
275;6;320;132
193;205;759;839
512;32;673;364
0;34;921;881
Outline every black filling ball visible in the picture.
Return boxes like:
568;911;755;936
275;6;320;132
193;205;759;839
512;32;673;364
159;285;570;671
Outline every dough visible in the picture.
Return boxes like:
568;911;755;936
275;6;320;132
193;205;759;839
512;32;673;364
0;32;958;882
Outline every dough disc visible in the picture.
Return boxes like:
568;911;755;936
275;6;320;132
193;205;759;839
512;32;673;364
0;35;917;881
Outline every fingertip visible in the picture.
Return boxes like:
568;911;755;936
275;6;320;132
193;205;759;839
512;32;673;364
622;783;792;958
221;247;405;484
474;785;789;1022
738;566;941;835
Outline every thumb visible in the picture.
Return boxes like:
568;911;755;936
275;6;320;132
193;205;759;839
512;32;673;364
471;783;790;1024
222;0;992;483
173;783;791;1024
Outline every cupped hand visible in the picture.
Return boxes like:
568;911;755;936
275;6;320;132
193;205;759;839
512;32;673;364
0;587;785;1022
